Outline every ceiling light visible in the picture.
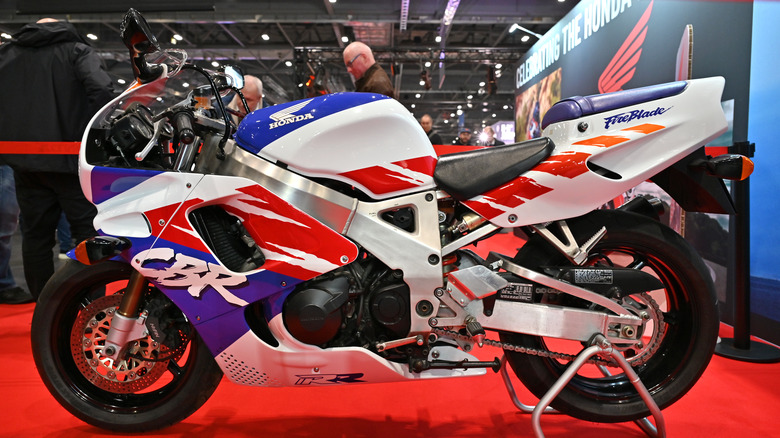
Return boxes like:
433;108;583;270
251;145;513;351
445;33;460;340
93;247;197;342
467;94;473;100
467;103;473;108
173;34;183;41
419;80;426;86
411;104;416;108
211;61;220;67
415;93;421;98
117;78;126;85
456;109;463;115
261;33;270;41
435;36;442;43
329;0;337;3
170;38;177;44
425;61;432;68
492;113;497;117
521;35;530;43
86;33;98;40
285;60;293;67
509;23;542;39
1;33;12;39
479;81;485;87
457;105;462;110
503;105;509;110
495;63;502;69
450;113;455;117
444;119;449;124
341;36;349;43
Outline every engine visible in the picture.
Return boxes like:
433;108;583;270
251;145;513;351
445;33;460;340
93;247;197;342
282;255;411;350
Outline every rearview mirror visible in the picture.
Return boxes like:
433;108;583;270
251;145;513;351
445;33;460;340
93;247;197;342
222;65;245;90
120;9;163;83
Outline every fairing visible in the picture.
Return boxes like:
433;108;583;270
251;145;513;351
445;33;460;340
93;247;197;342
234;93;438;199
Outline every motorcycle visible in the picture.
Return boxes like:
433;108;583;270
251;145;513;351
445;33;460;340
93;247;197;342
31;8;753;434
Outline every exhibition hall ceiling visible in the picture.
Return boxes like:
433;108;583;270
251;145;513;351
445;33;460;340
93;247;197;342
0;0;579;135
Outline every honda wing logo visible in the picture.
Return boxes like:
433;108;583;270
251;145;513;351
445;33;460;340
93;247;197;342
269;99;315;129
597;0;654;93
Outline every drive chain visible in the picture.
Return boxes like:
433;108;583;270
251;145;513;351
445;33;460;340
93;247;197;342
431;293;665;368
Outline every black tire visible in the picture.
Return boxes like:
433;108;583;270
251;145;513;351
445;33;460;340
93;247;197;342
31;260;223;432
501;209;719;423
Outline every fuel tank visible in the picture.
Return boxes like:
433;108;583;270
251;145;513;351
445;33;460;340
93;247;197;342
234;92;437;200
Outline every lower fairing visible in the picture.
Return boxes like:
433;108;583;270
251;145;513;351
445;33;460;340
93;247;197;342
213;315;486;387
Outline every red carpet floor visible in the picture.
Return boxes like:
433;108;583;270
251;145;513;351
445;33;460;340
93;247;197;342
2;232;779;437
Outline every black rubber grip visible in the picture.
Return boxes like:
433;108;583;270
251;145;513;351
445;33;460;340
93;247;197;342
174;111;195;144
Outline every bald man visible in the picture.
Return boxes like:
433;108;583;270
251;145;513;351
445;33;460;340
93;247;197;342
420;114;442;144
228;75;263;123
343;41;395;98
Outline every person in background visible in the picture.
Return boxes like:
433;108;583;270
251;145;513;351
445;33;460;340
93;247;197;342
0;18;114;301
420;114;442;145
343;41;395;98
480;126;505;146
452;128;473;146
227;74;263;124
0;163;30;304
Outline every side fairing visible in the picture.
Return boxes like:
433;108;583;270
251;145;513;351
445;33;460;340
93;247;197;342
234;93;437;199
85;169;359;353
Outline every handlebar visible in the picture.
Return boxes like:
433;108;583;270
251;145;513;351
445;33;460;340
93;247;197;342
173;111;196;144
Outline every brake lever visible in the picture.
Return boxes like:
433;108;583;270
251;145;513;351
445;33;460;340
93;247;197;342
134;119;165;161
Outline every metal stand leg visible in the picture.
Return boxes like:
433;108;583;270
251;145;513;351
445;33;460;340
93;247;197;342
499;356;557;414
500;335;666;438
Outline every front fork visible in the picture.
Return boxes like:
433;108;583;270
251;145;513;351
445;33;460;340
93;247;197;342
101;269;150;361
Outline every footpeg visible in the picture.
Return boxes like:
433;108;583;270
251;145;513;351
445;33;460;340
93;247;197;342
465;316;486;347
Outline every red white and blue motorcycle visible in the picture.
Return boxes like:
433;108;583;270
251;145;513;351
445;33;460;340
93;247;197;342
31;9;753;434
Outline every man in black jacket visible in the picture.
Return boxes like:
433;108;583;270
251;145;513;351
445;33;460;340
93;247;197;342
0;19;114;301
343;42;395;98
420;114;443;145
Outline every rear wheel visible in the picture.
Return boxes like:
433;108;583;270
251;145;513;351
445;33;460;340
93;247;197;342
501;210;719;422
31;260;223;432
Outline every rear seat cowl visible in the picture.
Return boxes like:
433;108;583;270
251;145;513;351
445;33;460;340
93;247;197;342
541;81;688;130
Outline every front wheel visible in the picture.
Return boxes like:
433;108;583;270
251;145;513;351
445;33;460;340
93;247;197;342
501;210;719;423
31;260;223;432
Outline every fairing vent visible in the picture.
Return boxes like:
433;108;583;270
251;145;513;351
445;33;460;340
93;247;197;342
217;352;281;386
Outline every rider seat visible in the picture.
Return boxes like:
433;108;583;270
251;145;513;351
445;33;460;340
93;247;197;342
433;137;554;201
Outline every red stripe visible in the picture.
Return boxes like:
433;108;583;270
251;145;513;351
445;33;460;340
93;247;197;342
0;141;80;155
534;152;591;178
622;123;665;134
573;135;630;148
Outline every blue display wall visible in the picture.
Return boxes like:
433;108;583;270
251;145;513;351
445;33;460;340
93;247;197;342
748;0;780;344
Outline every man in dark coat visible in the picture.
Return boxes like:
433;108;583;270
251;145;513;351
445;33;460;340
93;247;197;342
420;114;443;145
452;128;473;146
0;19;115;301
480;126;505;146
343;42;395;98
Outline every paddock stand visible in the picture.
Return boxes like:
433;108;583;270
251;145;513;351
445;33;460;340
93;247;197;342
499;334;667;438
